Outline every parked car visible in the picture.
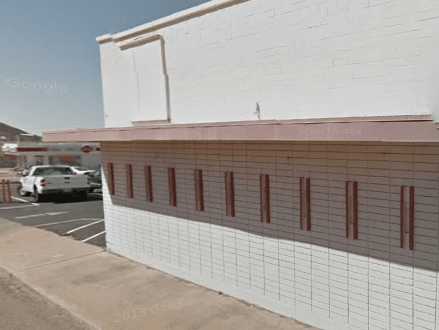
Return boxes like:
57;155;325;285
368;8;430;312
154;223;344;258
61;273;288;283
71;166;95;176
19;165;90;202
88;169;102;192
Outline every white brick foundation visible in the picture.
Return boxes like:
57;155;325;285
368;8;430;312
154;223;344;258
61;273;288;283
102;141;439;330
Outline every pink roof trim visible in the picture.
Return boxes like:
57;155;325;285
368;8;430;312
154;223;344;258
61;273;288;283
43;115;439;143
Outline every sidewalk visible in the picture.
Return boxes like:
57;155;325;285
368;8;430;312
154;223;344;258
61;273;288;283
0;217;315;330
0;267;90;330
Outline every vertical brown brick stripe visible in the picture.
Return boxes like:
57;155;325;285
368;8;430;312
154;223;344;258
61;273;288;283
260;174;271;223
225;171;235;217
168;168;177;207
306;177;311;231
409;186;415;251
345;181;359;240
400;185;415;250
352;181;358;240
300;177;304;230
126;164;134;198
145;165;153;202
108;163;115;195
260;175;265;223
400;186;405;249
300;177;311;231
345;181;350;239
194;169;205;211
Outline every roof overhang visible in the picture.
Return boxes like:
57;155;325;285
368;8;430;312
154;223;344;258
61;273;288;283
43;115;439;144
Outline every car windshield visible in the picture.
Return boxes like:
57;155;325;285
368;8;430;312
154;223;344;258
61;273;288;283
33;167;74;176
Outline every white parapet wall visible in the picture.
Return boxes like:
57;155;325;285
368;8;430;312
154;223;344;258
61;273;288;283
98;0;439;127
101;141;439;330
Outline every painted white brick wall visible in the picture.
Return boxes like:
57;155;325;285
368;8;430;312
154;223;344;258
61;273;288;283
100;0;439;127
102;141;439;330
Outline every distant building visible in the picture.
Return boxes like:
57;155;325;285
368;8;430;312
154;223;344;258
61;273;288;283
0;122;27;142
17;133;42;143
45;1;439;329
2;143;101;170
0;122;30;168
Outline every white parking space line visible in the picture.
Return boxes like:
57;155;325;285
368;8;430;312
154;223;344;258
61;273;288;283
0;204;36;210
36;218;101;228
16;213;47;220
82;231;106;243
16;211;69;220
65;220;104;235
11;196;39;206
46;212;69;216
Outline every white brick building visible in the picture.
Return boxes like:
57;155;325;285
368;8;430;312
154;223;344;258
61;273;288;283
45;1;439;329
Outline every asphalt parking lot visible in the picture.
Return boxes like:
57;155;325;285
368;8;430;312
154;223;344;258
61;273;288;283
0;192;105;247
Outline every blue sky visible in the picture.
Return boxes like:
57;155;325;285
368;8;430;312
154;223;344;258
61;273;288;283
0;0;209;135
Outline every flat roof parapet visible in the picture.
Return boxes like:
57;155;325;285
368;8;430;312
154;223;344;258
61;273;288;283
96;0;249;45
43;115;439;144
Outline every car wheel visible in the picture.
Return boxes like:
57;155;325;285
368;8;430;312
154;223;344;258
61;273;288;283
78;191;88;201
33;188;43;202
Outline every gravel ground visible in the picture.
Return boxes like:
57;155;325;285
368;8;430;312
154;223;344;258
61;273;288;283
0;268;92;330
